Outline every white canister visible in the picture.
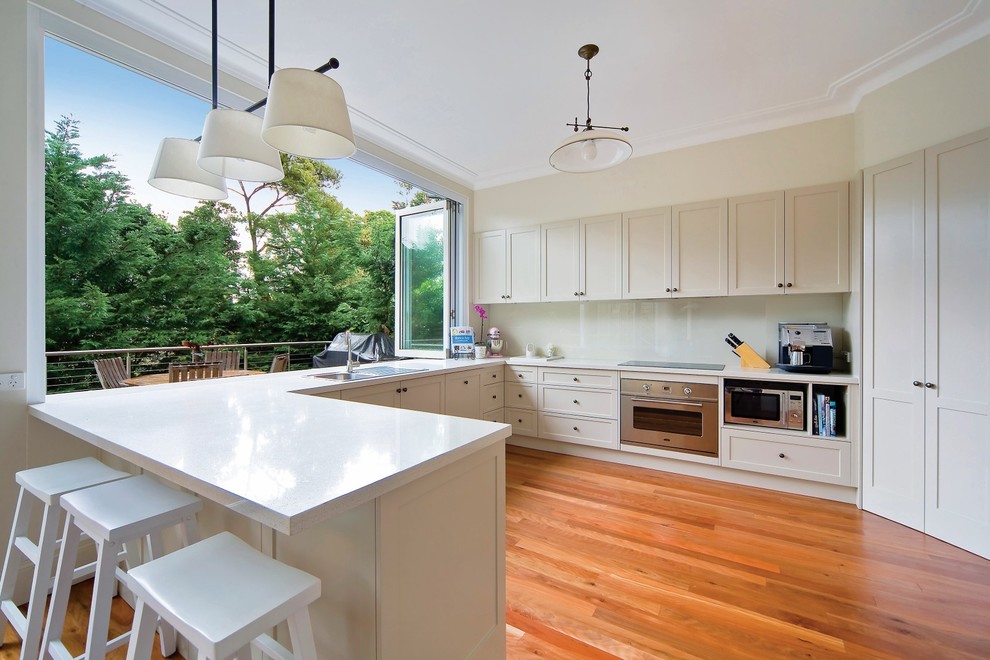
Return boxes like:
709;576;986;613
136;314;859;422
474;345;487;359
525;343;536;358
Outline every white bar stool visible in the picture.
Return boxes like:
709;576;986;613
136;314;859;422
125;532;321;660
40;474;202;660
0;457;130;660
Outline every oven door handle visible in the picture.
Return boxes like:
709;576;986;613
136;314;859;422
628;397;705;407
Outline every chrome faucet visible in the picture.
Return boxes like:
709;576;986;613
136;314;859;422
345;329;354;374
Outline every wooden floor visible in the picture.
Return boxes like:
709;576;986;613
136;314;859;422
5;446;988;659
1;579;168;660
505;445;990;659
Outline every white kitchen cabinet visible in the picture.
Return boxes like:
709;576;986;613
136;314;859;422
341;375;444;413
621;207;671;299
473;226;540;304
784;182;849;294
671;199;728;298
728;184;849;296
721;428;851;485
728;191;785;296
863;129;990;559
541;215;622;302
504;365;538;437
536;367;619;450
444;371;482;419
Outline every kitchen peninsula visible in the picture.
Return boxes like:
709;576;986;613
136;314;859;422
29;360;511;660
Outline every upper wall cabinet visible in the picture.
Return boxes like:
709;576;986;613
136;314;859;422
671;199;728;297
728;182;849;296
542;214;622;302
621;201;727;299
621;207;671;299
474;226;541;304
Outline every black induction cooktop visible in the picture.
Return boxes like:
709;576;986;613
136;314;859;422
618;360;725;371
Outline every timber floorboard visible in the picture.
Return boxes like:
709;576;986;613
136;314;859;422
505;445;990;659
0;579;170;659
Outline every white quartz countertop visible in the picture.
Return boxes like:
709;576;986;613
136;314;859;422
503;356;859;384
29;358;510;535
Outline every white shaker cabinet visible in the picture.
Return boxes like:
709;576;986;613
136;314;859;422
671;199;728;298
784;182;849;294
729;183;849;296
621;207;672;299
340;375;445;414
473;226;540;304
445;371;482;419
863;129;989;559
541;215;622;302
728;191;785;296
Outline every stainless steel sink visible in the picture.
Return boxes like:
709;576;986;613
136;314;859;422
313;372;377;382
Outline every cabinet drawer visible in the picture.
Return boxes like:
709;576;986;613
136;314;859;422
482;409;504;424
539;413;618;449
506;365;537;384
504;382;537;410
540;386;617;418
539;368;617;389
721;428;851;485
480;366;504;384
505;407;537;437
482;382;504;413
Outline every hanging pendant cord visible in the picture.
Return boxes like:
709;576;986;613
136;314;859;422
268;0;275;83
584;61;593;130
211;0;218;110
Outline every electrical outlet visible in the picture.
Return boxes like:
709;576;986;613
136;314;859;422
0;373;25;390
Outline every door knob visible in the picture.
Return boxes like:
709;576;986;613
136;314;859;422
925;382;936;389
672;287;678;292
912;381;923;387
665;288;671;292
778;453;786;459
777;283;784;288
572;399;579;404
786;282;793;288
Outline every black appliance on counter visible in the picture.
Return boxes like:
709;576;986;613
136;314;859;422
777;322;833;374
312;332;398;367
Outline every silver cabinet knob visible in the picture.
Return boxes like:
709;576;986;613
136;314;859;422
913;381;923;387
925;382;936;389
786;283;793;288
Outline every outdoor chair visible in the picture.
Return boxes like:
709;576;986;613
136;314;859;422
204;350;240;371
168;362;224;383
269;354;290;373
93;357;130;389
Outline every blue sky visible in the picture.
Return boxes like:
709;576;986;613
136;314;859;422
44;37;402;223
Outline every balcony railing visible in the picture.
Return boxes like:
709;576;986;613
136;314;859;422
45;341;332;394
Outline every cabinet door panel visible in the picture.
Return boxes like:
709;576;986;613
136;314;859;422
401;375;444;414
507;226;541;303
728;191;784;296
671;199;727;297
342;382;401;407
621;207;671;299
863;153;926;530
580;214;622;300
785;182;849;293
445;372;481;419
541;220;580;302
474;230;506;303
924;130;990;559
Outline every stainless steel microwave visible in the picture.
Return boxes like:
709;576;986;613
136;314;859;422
724;383;805;430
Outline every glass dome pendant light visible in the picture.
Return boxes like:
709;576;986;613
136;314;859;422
196;0;284;183
549;44;632;173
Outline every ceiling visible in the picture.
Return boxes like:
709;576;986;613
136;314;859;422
75;0;990;189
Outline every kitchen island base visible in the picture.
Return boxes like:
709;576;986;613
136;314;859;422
195;440;506;660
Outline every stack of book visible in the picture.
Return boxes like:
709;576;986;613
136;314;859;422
813;393;838;437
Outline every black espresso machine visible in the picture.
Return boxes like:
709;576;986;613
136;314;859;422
777;322;833;373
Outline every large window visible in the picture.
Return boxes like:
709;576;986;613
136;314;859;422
41;30;464;390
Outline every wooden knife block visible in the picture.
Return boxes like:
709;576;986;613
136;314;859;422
736;342;771;369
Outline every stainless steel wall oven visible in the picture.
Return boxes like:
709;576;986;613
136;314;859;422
620;378;719;456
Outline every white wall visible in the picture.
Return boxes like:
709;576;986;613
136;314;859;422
473;116;857;365
855;35;990;169
474;115;855;230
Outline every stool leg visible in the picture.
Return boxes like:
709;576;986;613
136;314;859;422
19;500;62;660
144;532;177;657
286;606;318;660
83;537;121;660
0;487;32;648
40;515;81;660
123;598;156;660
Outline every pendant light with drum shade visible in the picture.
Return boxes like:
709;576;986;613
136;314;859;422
196;0;283;183
549;44;632;173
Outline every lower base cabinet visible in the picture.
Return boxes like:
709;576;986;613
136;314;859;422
539;413;617;449
721;427;851;485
